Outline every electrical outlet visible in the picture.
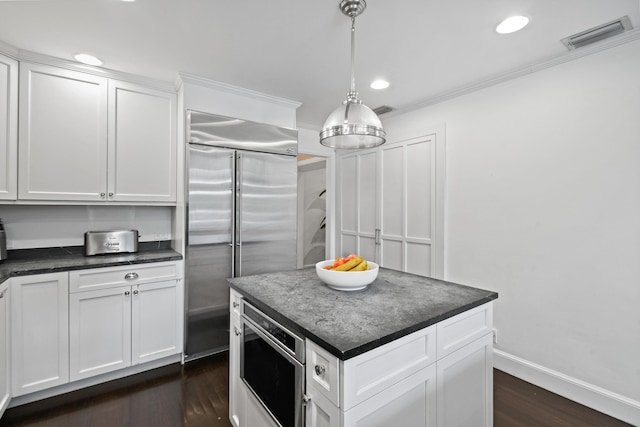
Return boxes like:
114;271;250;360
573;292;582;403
154;233;171;241
492;328;498;344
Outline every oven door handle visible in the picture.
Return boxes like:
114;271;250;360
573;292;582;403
241;314;303;367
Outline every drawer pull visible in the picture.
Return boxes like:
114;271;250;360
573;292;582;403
234;327;241;337
302;394;311;405
232;301;239;308
133;290;139;295
124;272;139;280
0;291;4;298
124;291;130;296
314;364;325;376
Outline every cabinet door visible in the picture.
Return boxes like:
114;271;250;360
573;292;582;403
11;272;69;396
0;54;18;200
436;333;493;427
69;286;132;381
305;384;341;427
131;280;182;365
108;80;177;203
229;309;245;427
18;62;108;201
0;282;10;415
337;150;378;261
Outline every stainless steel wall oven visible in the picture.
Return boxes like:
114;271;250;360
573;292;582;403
241;300;305;427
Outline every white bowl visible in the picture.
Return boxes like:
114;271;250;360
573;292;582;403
315;260;379;291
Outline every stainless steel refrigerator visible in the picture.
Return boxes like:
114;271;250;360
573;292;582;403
185;110;298;361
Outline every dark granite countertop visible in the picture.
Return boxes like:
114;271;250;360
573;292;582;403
0;241;183;284
228;267;498;360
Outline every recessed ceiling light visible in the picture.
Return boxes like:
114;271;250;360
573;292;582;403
496;16;529;34
370;79;390;90
73;53;103;66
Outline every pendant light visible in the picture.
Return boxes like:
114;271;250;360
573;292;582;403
320;0;386;149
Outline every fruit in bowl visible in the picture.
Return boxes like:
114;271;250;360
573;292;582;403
316;255;379;291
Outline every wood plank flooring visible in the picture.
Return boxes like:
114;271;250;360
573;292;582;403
0;353;632;426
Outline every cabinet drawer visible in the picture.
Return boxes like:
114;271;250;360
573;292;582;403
306;339;340;407
70;261;181;293
437;302;493;359
342;324;436;411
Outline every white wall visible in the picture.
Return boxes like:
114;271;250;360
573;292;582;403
0;205;172;249
383;39;640;419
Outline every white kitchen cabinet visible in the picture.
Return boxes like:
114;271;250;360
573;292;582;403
436;333;493;427
69;263;182;381
229;289;245;427
337;133;445;278
18;62;177;203
18;62;108;201
305;383;341;427
0;53;18;201
108;80;177;203
11;272;69;396
0;280;10;416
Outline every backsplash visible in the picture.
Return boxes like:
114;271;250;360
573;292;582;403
0;205;172;249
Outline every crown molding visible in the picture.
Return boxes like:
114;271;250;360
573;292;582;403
177;72;302;110
0;40;18;59
384;28;640;120
17;49;176;92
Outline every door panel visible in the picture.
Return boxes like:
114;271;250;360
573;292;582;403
406;140;432;240
358;152;377;236
186;144;233;358
381;146;403;237
237;151;297;276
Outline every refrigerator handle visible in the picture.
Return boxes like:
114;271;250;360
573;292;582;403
235;152;242;277
231;152;237;276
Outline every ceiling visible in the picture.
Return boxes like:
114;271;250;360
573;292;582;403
0;0;639;127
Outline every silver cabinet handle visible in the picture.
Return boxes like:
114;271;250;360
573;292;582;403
124;291;130;296
0;291;4;298
302;394;311;405
108;192;114;197
314;365;325;376
133;290;139;295
234;327;241;337
232;301;239;308
100;192;106;197
124;272;139;280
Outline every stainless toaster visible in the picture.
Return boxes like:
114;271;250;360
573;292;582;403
84;230;139;256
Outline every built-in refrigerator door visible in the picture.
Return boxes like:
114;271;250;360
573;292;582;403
236;151;297;276
186;144;234;359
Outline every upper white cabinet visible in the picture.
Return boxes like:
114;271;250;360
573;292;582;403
108;80;176;203
0;53;18;201
337;132;445;278
18;62;177;204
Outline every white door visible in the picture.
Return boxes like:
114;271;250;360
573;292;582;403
229;309;245;427
305;384;341;427
337;131;445;278
69;286;132;381
436;333;493;427
337;149;378;262
18;62;108;201
131;280;181;365
0;282;9;414
0;54;18;200
107;80;177;203
11;272;69;396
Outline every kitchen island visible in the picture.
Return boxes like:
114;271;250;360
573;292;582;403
228;267;498;427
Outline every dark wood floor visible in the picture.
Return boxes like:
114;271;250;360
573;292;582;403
0;352;632;427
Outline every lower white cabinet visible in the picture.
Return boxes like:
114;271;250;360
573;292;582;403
70;265;182;381
229;289;245;427
0;281;10;415
10;272;69;397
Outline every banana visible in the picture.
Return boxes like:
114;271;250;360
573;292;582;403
333;256;363;271
349;259;369;272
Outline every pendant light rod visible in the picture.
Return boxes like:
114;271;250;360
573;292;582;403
349;16;356;97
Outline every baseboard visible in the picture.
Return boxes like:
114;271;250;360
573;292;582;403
494;349;640;426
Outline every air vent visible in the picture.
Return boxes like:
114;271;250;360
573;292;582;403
561;16;633;50
372;105;394;115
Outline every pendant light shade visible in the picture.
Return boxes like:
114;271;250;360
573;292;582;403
320;0;386;149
